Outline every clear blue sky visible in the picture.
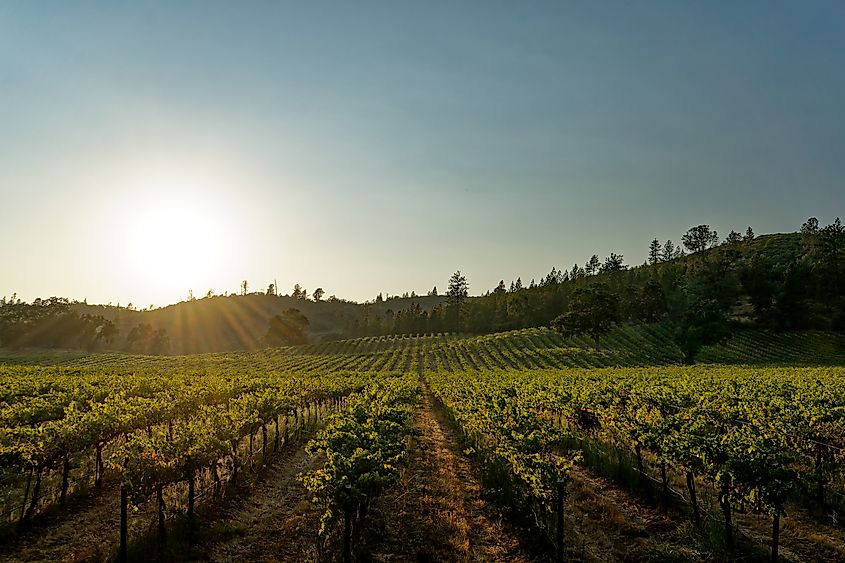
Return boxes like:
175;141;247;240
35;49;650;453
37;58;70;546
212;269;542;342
1;1;843;306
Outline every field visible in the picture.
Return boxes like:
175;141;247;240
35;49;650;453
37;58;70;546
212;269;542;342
2;328;845;562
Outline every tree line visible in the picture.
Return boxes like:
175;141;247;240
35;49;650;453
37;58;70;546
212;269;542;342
354;219;844;362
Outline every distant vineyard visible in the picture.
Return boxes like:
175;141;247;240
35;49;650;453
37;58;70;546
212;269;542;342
2;325;843;373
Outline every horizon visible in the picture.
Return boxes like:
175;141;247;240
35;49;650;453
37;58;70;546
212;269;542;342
2;2;844;306
0;226;809;309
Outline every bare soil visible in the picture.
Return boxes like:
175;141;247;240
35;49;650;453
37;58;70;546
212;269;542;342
0;482;123;563
366;386;533;562
201;445;325;563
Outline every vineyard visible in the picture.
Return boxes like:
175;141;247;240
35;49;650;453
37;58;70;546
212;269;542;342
2;328;845;561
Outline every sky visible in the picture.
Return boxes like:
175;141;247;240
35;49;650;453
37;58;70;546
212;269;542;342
1;1;844;306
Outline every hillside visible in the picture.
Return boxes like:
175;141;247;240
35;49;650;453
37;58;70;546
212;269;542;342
70;293;447;355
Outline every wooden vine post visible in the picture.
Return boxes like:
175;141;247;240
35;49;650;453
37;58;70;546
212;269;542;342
24;464;43;521
262;423;268;460
156;482;166;540
343;483;353;563
188;473;195;520
772;507;780;562
686;471;700;525
95;442;103;489
60;454;70;505
119;483;128;563
556;478;565;563
19;465;33;522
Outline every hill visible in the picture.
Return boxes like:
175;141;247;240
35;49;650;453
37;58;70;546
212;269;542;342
71;293;447;355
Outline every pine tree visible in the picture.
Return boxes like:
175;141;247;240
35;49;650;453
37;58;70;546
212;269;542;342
662;240;676;262
600;253;626;273
648;239;663;265
744;226;755;241
585;254;600;275
446;270;469;332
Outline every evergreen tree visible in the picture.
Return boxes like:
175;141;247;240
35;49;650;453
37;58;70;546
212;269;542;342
648;239;663;265
446;270;469;332
744;226;755;241
600;253;625;273
801;217;820;253
662;240;676;262
585;254;600;275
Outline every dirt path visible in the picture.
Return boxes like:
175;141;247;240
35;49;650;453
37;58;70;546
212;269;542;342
203;445;324;563
367;385;533;562
564;467;704;562
0;483;124;563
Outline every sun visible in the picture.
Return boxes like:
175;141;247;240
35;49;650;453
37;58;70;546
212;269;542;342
123;193;231;295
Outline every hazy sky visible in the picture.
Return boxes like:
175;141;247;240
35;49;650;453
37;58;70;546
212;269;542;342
2;1;844;306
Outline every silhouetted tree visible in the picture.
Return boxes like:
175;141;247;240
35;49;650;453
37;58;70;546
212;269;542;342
313;287;325;302
662;240;676;262
725;230;743;245
600;253;626;273
585;254;600;275
648;239;663;265
744;226;755;241
801;217;820;253
446;270;469;332
682;225;719;254
241;280;249;295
